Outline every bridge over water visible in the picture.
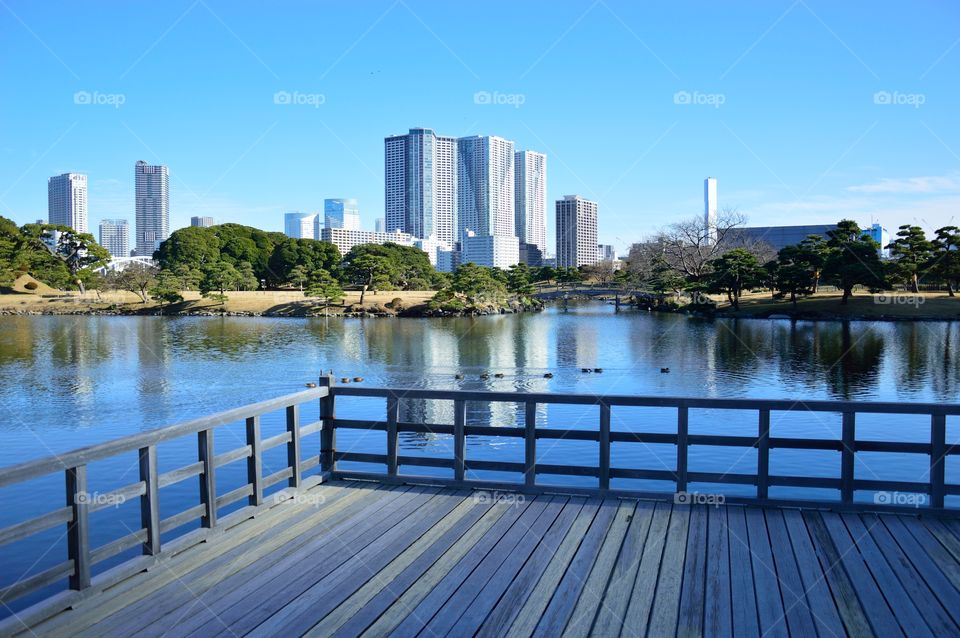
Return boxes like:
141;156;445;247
2;379;959;636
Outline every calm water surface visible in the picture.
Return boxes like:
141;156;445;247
1;304;959;612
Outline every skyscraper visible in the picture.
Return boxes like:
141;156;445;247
374;217;385;233
384;128;458;243
99;219;129;258
284;211;318;239
134;161;169;256
47;173;88;233
190;216;214;228
514;150;547;251
324;198;361;231
457;135;515;238
704;177;717;244
556;195;598;268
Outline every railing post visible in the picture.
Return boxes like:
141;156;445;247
931;413;946;509
319;374;336;476
524;402;536;487
599;402;611;491
65;465;91;590
841;412;856;503
246;416;263;506
286;404;302;488
757;410;770;500
454;400;466;482
198;429;217;528
387;395;400;477
139;446;161;555
676;405;689;493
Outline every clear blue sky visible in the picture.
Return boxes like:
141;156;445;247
1;0;958;255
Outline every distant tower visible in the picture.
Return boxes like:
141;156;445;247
324;198;361;231
99;219;129;258
190;216;214;228
555;195;598;268
704;177;717;244
134;161;169;256
47;173;88;233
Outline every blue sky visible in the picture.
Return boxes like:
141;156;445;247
1;0;958;255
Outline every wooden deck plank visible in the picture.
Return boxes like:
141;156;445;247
703;506;731;638
780;510;846;638
646;504;691;637
621;502;672;638
743;507;788;638
924;517;960;564
764;509;818;637
676;505;708;638
813;511;904;637
725;506;759;637
385;495;553;638
302;496;494;638
182;486;444;638
422;496;568;636
501;500;601;638
244;489;469;637
589;501;656;637
359;495;535;637
531;498;620;637
883;514;960;602
561;499;637;638
448;497;586;637
857;513;959;633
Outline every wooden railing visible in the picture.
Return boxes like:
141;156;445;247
327;380;960;514
0;386;329;611
1;377;958;621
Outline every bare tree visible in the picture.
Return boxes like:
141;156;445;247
107;262;159;303
654;208;748;282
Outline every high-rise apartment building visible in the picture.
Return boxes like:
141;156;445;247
457;135;515;238
134;161;169;256
284;211;319;239
556;195;598;268
704;177;717;244
384;128;458;243
47;173;88;233
190;216;214;228
324;198;361;231
514;150;546;251
374;217;385;233
598;244;616;262
99;219;129;258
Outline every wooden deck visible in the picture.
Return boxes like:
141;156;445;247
13;479;960;638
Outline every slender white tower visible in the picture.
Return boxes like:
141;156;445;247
704;177;717;244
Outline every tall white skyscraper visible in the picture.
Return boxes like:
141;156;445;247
704;177;718;244
47;173;88;233
99;219;129;258
457;135;515;238
514;150;547;251
134;161;169;256
384;128;458;243
324;198;361;231
284;211;318;239
556;195;598;268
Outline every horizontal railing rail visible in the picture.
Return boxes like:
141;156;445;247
0;385;330;611
328;383;960;515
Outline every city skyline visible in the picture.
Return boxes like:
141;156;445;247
1;1;958;256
